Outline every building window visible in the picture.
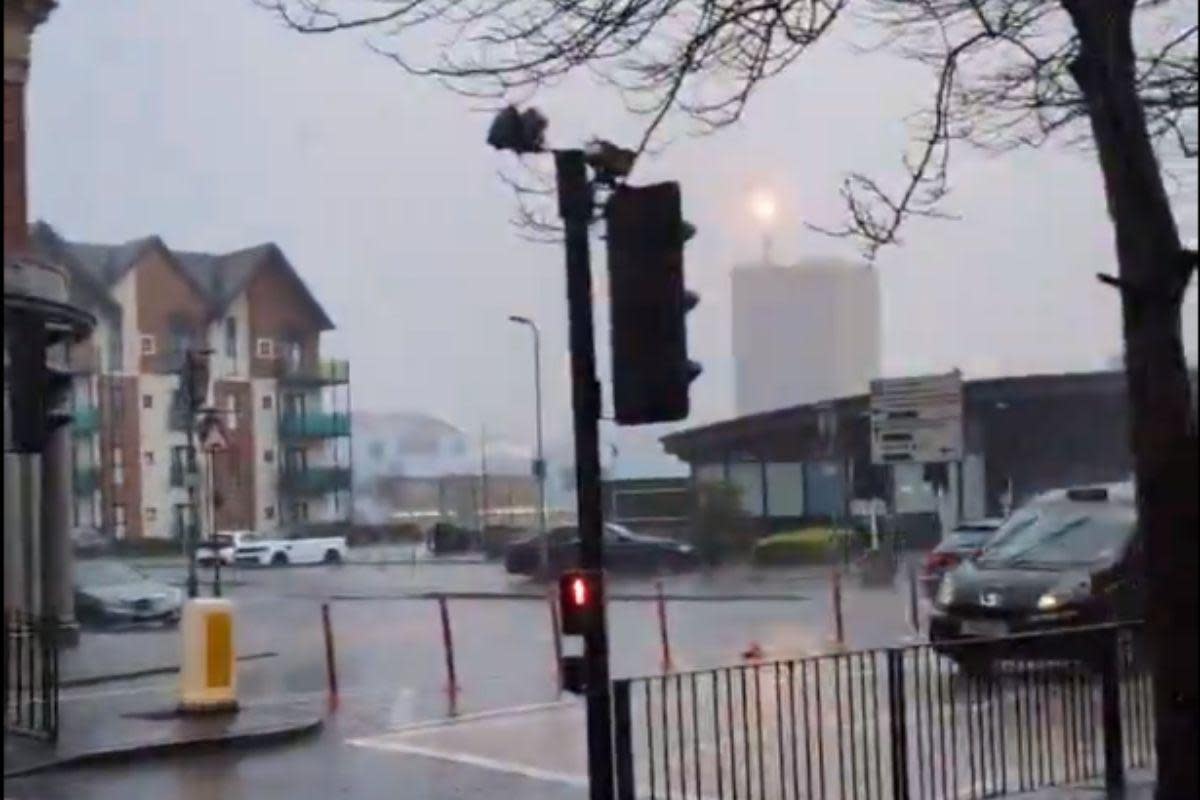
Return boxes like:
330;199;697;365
144;451;154;466
264;449;274;464
110;383;125;422
224;317;238;359
113;504;127;540
145;506;157;522
140;335;156;355
262;394;273;411
264;505;275;520
142;393;153;409
256;338;274;358
112;447;124;487
109;331;123;372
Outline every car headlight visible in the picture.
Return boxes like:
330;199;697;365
677;544;693;554
1036;592;1062;611
936;576;954;607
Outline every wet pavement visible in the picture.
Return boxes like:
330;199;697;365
5;558;954;799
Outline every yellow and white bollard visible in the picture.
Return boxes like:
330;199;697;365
178;597;238;713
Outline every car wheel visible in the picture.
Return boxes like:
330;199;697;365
323;549;342;565
163;613;181;628
271;552;289;567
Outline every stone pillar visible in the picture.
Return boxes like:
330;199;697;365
4;452;42;616
4;1;57;255
42;422;77;642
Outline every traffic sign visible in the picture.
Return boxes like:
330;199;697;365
870;371;963;464
199;415;228;453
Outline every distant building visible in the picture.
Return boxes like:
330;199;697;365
351;412;537;526
732;260;881;415
29;222;352;540
660;369;1167;545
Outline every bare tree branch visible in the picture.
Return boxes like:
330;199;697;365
258;0;1197;255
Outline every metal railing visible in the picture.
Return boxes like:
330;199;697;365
74;465;101;495
613;622;1152;800
4;611;60;741
280;466;352;495
70;405;101;437
275;358;350;385
279;412;351;439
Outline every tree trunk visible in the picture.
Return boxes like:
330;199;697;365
1062;2;1199;796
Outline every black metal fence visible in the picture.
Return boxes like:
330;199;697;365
613;622;1152;799
4;611;60;741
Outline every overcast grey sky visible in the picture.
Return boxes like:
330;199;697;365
27;1;1198;471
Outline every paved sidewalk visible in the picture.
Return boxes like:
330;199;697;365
1003;770;1156;799
4;697;323;778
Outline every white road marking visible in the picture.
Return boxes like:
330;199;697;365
375;699;576;735
349;737;591;790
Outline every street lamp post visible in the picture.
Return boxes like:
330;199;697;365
509;315;549;576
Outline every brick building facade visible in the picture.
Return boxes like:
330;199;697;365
30;222;352;541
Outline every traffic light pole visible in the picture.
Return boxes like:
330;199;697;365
183;351;200;600
555;149;614;800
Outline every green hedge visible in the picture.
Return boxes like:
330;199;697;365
751;526;863;566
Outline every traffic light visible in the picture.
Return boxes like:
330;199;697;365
559;569;604;636
605;181;702;425
6;310;74;453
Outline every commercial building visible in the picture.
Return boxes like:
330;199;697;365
732;260;881;415
29;222;352;541
662;370;1149;544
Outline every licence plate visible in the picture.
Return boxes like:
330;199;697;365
961;619;1008;638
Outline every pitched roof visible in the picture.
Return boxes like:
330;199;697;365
27;222;122;319
28;222;335;331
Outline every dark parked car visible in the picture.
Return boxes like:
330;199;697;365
929;482;1142;670
74;559;183;628
918;519;1005;598
505;523;696;576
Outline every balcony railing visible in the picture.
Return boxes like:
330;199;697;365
73;466;100;496
279;412;350;439
70;406;100;438
275;358;350;385
279;466;352;496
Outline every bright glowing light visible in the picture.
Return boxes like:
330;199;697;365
750;191;777;225
571;577;588;606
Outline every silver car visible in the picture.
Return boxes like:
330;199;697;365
74;560;183;628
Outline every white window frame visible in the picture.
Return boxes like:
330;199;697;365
140;334;156;355
256;338;274;358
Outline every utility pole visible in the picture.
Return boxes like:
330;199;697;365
183;352;200;599
555;148;613;800
509;315;549;574
181;349;211;600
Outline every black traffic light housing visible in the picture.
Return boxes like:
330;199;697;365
605;181;701;425
559;569;605;637
6;310;75;453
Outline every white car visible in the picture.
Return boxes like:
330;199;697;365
233;533;348;567
196;530;252;567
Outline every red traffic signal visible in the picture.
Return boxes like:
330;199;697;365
559;569;604;636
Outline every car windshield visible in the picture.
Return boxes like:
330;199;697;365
76;561;146;587
976;509;1135;567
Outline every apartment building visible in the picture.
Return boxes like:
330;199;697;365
30;221;351;541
